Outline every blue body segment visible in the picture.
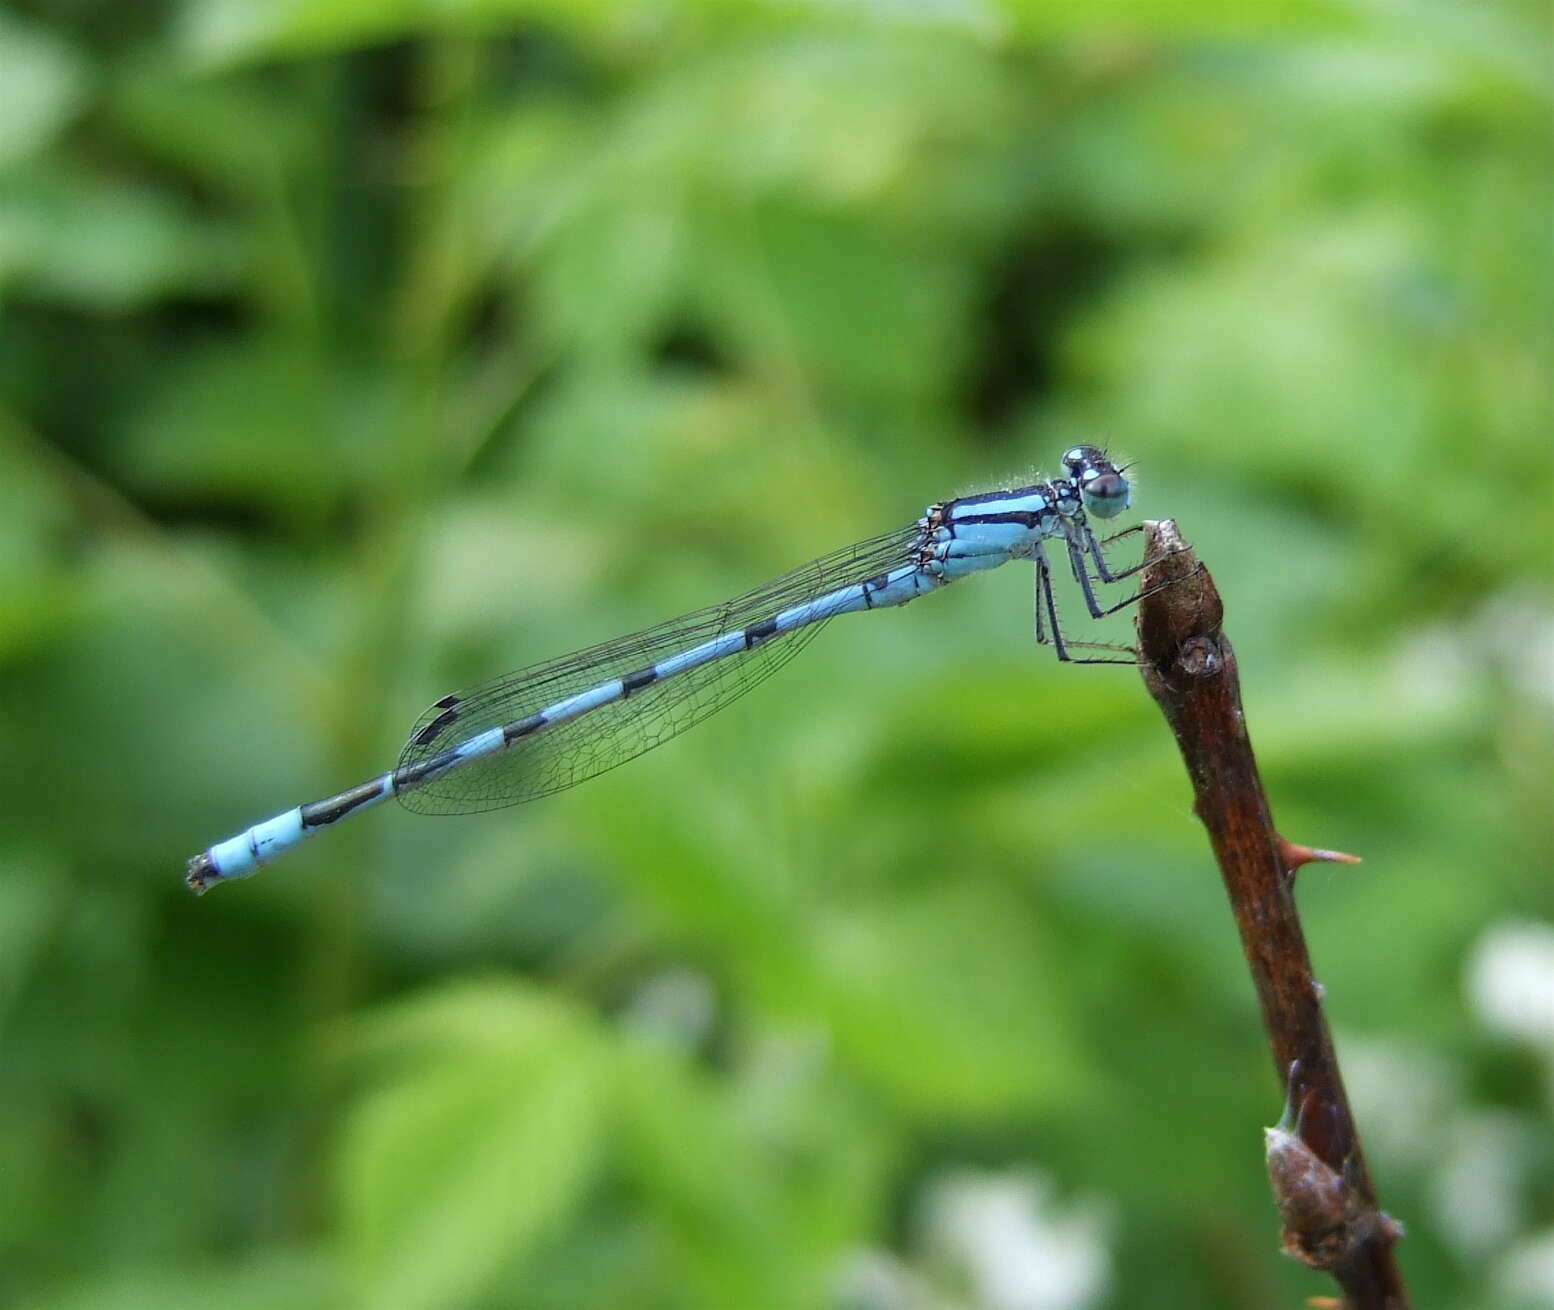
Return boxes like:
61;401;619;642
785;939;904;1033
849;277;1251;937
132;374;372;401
453;726;506;762
206;810;304;882
186;446;1136;893
205;773;397;881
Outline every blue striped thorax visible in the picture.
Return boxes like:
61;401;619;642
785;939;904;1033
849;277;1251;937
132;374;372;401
921;445;1131;571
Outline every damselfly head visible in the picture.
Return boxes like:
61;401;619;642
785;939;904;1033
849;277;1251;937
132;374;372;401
1062;445;1132;519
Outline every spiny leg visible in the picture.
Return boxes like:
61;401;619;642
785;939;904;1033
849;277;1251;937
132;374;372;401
1085;523;1153;584
1036;575;1136;654
1033;548;1097;649
1098;522;1146;550
1066;535;1112;620
1066;534;1158;621
1033;556;1049;646
1033;554;1140;666
1089;523;1199;587
1040;540;1197;665
1066;531;1201;622
1034;553;1072;661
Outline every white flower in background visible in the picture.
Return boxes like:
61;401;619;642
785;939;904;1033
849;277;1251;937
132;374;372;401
1339;1036;1462;1169
1468;922;1554;1051
1498;1229;1554;1307
835;1249;935;1310
1472;589;1554;709
1342;1031;1542;1262
921;1169;1110;1310
1428;1111;1536;1259
1393;587;1554;710
620;967;716;1049
1392;623;1478;710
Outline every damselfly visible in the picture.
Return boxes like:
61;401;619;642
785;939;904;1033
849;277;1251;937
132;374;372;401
187;446;1157;893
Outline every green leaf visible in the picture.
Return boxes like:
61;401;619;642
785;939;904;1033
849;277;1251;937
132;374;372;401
106;52;316;198
0;424;83;658
116;342;396;523
179;0;642;67
612;1044;844;1309
809;882;1089;1116
0;165;239;310
0;15;89;166
339;982;605;1310
26;1252;336;1310
999;0;1362;38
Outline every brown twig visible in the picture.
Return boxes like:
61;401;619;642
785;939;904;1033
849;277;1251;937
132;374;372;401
1133;520;1409;1309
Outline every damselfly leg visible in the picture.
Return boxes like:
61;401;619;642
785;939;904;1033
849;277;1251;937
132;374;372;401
1034;529;1192;665
1033;551;1142;665
1086;523;1151;582
1069;523;1194;617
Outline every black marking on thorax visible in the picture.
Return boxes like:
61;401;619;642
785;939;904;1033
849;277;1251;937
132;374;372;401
952;509;1046;530
944;485;1058;533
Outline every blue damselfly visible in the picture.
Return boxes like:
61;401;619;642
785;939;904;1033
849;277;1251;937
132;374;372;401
188;446;1154;893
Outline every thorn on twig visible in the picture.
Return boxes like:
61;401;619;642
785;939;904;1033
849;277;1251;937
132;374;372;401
1279;836;1363;885
1137;522;1411;1305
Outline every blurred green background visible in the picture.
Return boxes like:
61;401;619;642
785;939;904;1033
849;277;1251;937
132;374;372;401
2;1;1551;1307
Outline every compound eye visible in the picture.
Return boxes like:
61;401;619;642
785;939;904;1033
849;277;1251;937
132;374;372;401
1061;446;1092;472
1081;471;1130;518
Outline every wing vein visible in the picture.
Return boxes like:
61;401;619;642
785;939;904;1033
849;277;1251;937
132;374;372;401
395;523;924;815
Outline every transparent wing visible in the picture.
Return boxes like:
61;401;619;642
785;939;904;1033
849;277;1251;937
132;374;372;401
395;523;924;815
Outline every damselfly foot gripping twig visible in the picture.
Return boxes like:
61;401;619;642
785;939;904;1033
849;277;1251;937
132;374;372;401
1033;522;1195;666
